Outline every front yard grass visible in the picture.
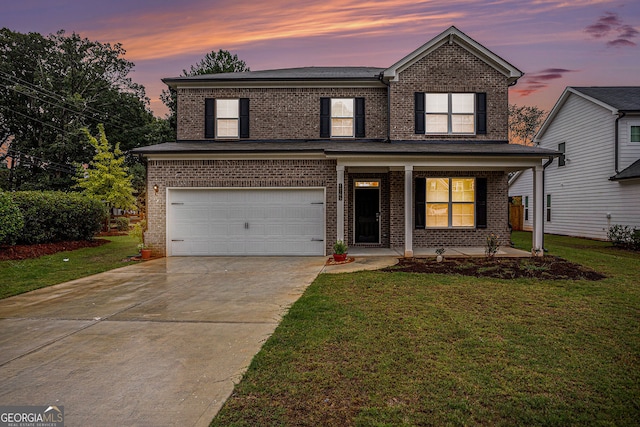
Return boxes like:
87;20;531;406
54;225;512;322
212;232;640;426
0;235;139;299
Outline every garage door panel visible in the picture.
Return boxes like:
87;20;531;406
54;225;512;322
168;189;324;256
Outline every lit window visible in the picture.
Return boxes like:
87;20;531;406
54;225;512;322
426;178;475;227
216;99;239;138
331;98;354;137
425;93;475;134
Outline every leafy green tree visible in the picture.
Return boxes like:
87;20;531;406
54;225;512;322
508;104;547;146
75;124;136;218
161;49;249;135
0;28;167;190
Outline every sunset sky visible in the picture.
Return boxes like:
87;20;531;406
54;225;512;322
3;0;639;117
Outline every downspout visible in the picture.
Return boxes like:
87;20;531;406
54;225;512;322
378;72;391;142
614;111;626;174
541;155;555;252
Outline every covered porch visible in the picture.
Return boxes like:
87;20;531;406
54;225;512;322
330;146;555;258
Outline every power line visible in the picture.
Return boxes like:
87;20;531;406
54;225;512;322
0;70;152;133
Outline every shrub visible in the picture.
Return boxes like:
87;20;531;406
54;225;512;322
608;224;633;247
0;191;24;245
11;191;108;244
607;224;640;251
115;216;130;231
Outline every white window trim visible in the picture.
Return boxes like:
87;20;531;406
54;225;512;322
629;122;640;143
425;177;476;228
215;99;240;139
425;93;476;135
331;98;355;138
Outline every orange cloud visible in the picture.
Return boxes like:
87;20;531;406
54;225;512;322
83;0;464;61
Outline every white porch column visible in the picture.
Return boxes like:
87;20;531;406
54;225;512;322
404;165;414;258
533;164;544;256
336;165;345;243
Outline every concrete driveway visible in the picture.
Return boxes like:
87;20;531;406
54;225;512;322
0;257;326;426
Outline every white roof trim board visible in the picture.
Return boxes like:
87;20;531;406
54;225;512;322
382;26;523;84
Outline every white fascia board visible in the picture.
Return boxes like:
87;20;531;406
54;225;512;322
535;87;619;142
383;26;523;83
334;155;545;170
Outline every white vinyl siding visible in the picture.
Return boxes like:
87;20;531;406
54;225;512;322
510;93;640;240
508;169;533;231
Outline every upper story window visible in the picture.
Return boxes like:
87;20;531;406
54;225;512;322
558;142;566;167
320;97;365;138
426;93;475;134
631;125;640;142
216;99;239;138
204;98;249;139
331;98;354;137
415;92;486;136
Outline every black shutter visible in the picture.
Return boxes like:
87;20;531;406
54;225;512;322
239;98;250;138
204;98;215;138
355;97;365;137
476;93;487;135
415;177;426;229
415;92;425;134
320;98;330;138
476;177;487;229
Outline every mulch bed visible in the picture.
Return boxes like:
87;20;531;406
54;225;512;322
382;256;605;280
325;256;355;266
0;239;109;261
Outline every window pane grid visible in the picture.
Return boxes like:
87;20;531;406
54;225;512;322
331;98;354;137
426;178;476;228
631;126;640;142
425;93;475;134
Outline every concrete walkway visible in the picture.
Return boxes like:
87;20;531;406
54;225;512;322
0;257;326;427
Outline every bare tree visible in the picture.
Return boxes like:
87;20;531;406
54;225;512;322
508;104;547;146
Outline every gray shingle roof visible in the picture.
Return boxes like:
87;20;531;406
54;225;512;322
610;158;640;181
163;67;386;85
132;140;557;157
572;87;640;111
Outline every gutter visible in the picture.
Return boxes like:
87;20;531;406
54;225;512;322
614;111;626;174
378;72;391;142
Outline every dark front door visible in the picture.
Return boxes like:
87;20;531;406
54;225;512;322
355;184;380;244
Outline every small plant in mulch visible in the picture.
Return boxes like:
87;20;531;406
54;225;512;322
382;256;605;280
485;233;501;257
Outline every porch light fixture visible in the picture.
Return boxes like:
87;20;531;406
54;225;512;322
153;184;159;193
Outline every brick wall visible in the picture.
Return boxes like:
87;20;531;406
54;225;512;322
146;159;337;256
177;87;387;141
390;42;509;141
389;171;509;248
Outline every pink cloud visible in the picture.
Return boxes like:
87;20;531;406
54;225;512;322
512;68;578;96
585;12;638;48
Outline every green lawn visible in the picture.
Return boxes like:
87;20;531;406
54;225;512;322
212;232;640;426
0;235;139;299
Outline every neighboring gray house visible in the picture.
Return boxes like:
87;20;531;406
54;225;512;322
509;87;640;240
134;26;555;257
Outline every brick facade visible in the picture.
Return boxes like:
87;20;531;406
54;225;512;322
177;87;387;141
390;43;509;141
146;159;336;256
388;171;509;248
143;28;524;256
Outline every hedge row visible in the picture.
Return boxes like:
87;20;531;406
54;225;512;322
2;191;108;245
0;191;24;245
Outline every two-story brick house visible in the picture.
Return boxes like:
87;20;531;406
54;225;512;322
134;26;556;257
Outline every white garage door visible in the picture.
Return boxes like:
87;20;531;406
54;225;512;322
167;188;325;256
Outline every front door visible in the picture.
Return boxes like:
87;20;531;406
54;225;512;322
354;180;380;244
